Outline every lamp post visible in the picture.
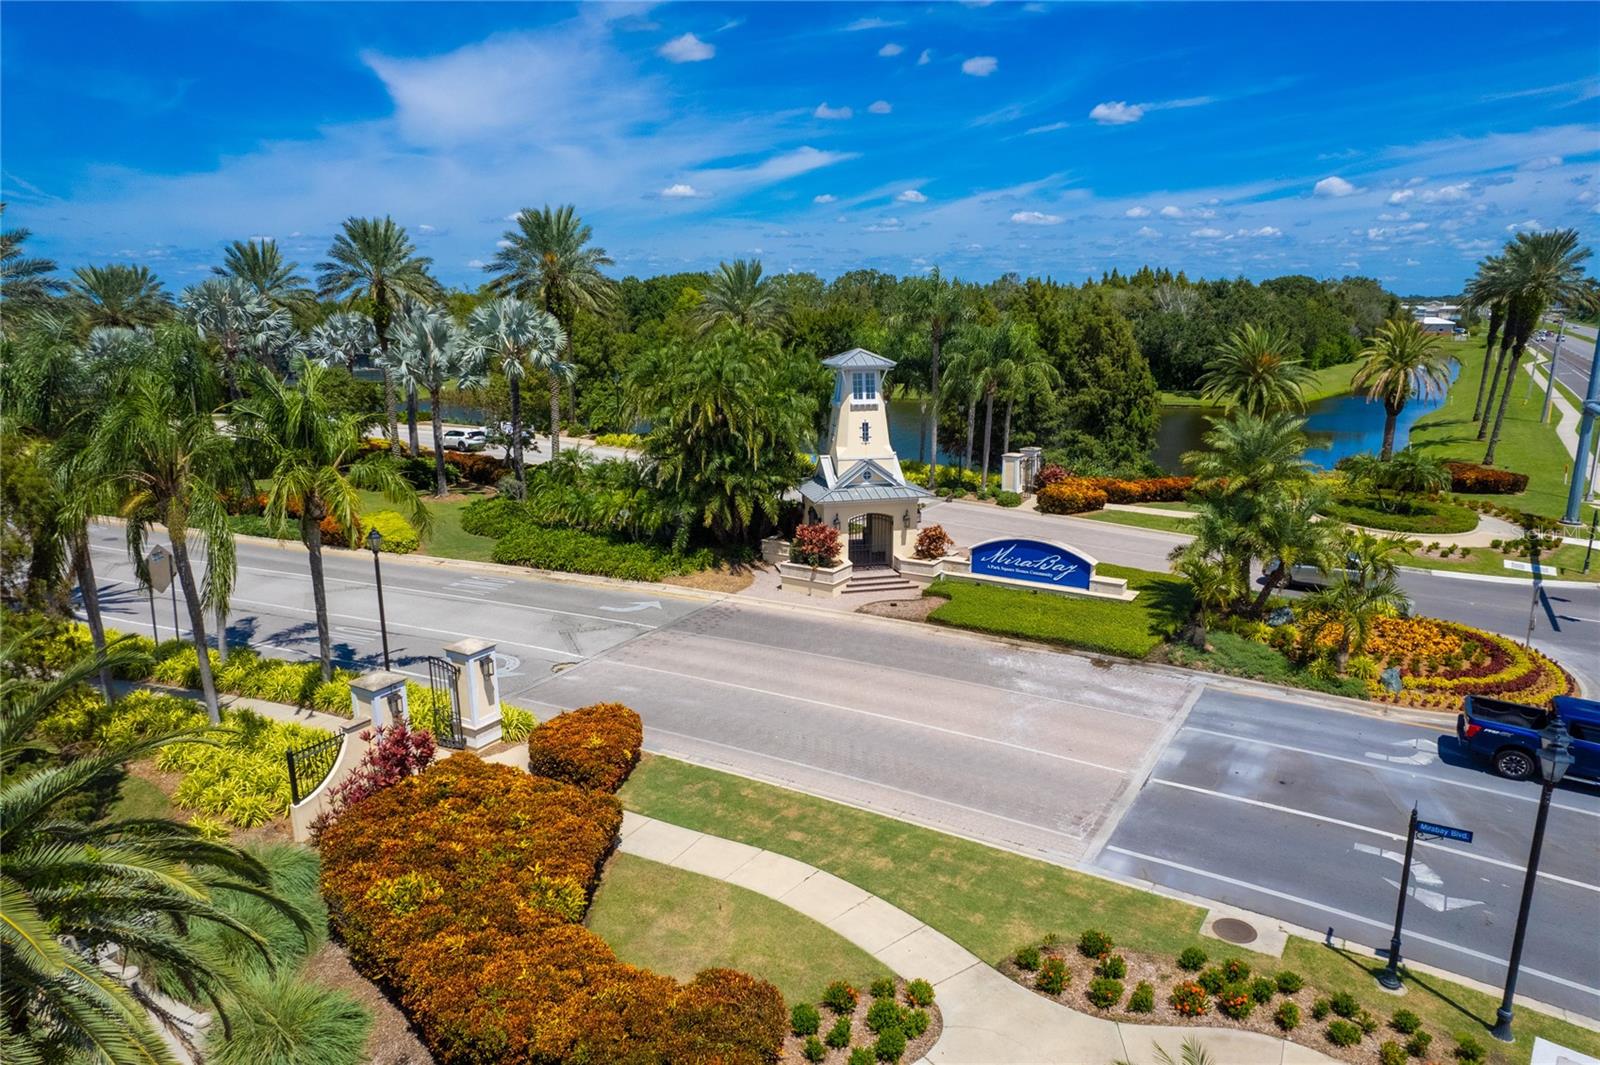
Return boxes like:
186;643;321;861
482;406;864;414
1491;719;1575;1042
1540;315;1565;423
367;528;391;670
1560;329;1600;525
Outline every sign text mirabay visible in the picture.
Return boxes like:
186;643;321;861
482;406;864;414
969;538;1093;590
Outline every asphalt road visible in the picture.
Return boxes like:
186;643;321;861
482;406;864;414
1532;325;1595;403
1096;688;1600;1017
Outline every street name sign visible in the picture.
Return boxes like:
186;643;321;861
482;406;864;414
1416;820;1473;844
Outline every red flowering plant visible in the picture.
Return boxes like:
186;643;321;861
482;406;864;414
913;524;954;560
790;522;842;567
311;721;435;839
1169;981;1211;1017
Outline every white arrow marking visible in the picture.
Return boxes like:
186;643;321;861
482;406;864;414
1382;877;1483;913
1356;843;1484;912
1363;737;1436;766
1354;843;1442;886
599;600;662;614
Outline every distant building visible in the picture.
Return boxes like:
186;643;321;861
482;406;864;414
1409;302;1462;322
1419;316;1455;334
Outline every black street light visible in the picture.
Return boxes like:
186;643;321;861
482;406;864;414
1492;719;1575;1042
367;527;391;670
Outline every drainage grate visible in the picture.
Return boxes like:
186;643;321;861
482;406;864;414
1212;917;1258;945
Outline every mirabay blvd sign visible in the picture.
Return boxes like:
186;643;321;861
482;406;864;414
956;537;1136;601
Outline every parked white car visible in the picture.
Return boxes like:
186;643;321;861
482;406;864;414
440;427;488;452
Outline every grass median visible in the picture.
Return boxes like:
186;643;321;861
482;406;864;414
620;754;1600;1064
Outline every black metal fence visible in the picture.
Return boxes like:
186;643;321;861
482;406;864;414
286;732;344;805
424;655;466;749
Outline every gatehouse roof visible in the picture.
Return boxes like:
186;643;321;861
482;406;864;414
821;347;896;370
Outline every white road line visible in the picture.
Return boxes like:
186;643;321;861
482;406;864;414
664;627;1181;727
1103;847;1600;999
1147;778;1598;893
579;657;1130;777
1180;725;1600;818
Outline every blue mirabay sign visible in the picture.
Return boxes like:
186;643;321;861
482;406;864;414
970;538;1093;589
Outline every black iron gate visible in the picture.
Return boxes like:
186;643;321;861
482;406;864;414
423;655;466;749
847;513;892;568
286;732;342;805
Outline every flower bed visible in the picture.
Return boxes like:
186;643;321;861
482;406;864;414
319;708;786;1064
1319;494;1477;535
1001;931;1453;1065
781;976;940;1064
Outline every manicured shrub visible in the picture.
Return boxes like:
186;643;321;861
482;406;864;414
994;490;1022;508
1169;982;1210;1017
1275;1001;1300;1031
1177;946;1208;971
849;1049;875;1065
866;997;905;1034
669;967;789;1063
493;522;713;581
870;976;896;1000
905;978;935;1007
825;1015;852;1049
500;703;536;742
791;522;843;566
1216;982;1254;1020
791;1002;821;1036
822;980;859;1014
1095;954;1127;980
1221;957;1251;982
1086;977;1123;1010
874;1026;907;1062
526;702;642;793
803;1036;826;1062
1275;970;1304;994
360;510;420;554
1249;976;1276;1004
913;524;954;560
1077;929;1114;958
442;450;504;486
1013;944;1041;971
1405;1030;1433;1058
904;1008;929;1038
1453;1034;1486;1062
1127;981;1155;1014
1035;479;1109;515
1445;461;1528;494
1380;1041;1407;1065
1311;998;1331;1021
1326;1019;1363;1047
1090;475;1196;504
1329;990;1359;1018
1035;957;1068;995
1034;463;1069;490
316;722;436;833
152;704;335;828
460;496;523;537
1390;1009;1422;1035
1196;967;1227;995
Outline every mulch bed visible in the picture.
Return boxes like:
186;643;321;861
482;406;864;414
302;941;435;1065
999;944;1427;1065
779;978;942;1064
856;597;940;622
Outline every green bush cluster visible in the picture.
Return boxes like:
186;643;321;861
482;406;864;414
1274;1001;1300;1031
1086;977;1123;1009
1127;981;1155;1014
492;522;714;582
594;432;645;449
1013;944;1041;970
905;978;935;1007
791;1002;820;1036
1326;1019;1363;1047
1321;494;1478;534
825;1015;852;1049
1176;946;1208;971
1094;955;1127;980
901;460;1000;494
994;490;1023;508
363;510;420;554
1036;957;1069;995
1275;970;1304;994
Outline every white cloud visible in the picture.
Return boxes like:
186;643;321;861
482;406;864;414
845;17;901;31
864;217;903;232
1506;218;1541;232
1135;226;1160;238
1025;121;1069;135
1090;101;1144;125
1159;205;1183;218
660;183;701;198
1366;222;1428;239
814;102;853;120
496;239;513;249
1314;176;1360;198
878;42;903;57
1378;211;1411;221
917;49;932;65
1125;206;1151;218
658;32;714;62
868;100;892;114
466;258;486;269
1522;155;1562;171
1010;210;1062;225
1418;182;1471;203
897;189;928;203
1192;227;1224;238
1387;189;1414;205
1248;226;1282;237
961;56;998;77
813;193;837;204
417;224;436;232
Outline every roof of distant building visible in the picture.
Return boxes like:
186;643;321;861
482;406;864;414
822;348;896;370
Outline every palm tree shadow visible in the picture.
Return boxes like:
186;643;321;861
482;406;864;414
1319;942;1491;1033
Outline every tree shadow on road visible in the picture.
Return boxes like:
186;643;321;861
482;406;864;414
1319;942;1491;1034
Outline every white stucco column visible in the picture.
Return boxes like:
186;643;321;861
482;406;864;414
1001;452;1025;493
444;638;502;750
349;670;409;729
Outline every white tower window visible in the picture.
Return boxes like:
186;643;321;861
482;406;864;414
851;372;877;401
860;420;871;443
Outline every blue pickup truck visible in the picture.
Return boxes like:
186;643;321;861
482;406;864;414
1456;695;1600;780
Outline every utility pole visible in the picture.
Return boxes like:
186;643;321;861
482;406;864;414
1540;315;1566;423
1561;326;1600;525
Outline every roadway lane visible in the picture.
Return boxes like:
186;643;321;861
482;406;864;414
1532;327;1594;402
1095;688;1600;1016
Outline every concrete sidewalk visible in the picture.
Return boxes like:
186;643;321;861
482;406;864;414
618;811;1334;1065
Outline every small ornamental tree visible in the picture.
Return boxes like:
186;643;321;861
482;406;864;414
913;524;954;560
790;523;842;567
312;721;435;837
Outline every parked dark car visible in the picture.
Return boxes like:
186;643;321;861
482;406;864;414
1456;695;1600;781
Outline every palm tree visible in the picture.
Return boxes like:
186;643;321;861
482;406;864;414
392;307;467;497
1463;257;1505;422
1184;410;1311;499
214;237;312;311
1303;574;1410;671
1339;528;1417;584
996;335;1060;455
1248;487;1334;615
181;277;294;398
48;447;119;699
69;264;174;330
0;202;66;312
1352;316;1453;460
694;259;785;333
896;268;968;489
316;217;440;456
235;360;430;681
1198;322;1312;416
305;311;378;374
87;367;238;723
950;320;1035;492
1169;546;1243;649
486;205;616;454
1;632;306;1063
1480;229;1594;465
461;297;566;487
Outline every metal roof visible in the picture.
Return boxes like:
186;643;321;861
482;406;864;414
821;348;896;370
799;479;932;504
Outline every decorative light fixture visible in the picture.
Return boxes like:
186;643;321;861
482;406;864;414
903;509;911;526
831;514;841;530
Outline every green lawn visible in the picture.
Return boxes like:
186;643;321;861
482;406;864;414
1080;509;1195;534
1131;500;1200;512
1408;336;1593;522
1319;494;1479;535
620;755;1600;1064
353;489;497;562
1402;542;1599;583
1160;360;1359;408
586;853;890;1003
925;564;1192;659
107;768;174;821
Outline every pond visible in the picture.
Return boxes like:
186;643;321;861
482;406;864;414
1150;361;1461;473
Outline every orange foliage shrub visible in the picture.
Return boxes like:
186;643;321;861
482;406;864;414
1035;479;1110;515
1089;476;1194;504
526;702;643;793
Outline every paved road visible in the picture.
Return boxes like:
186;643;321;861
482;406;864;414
1532;325;1595;402
1096;688;1600;1017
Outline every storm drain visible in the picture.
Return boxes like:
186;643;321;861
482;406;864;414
1211;917;1258;945
550;662;579;674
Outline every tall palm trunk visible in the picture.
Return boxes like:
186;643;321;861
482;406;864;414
963;396;977;477
1477;321;1516;440
1471;307;1502;421
71;529;112;700
980;388;996;495
376;299;402;456
548;373;563;458
406;385;420;457
216;604;228;664
1378;397;1403;461
508;377;525;485
302;508;334;683
428;390;449;497
167;528;220;724
1483;339;1527;466
1002;397;1015;456
927;335;942;490
381;367;401;457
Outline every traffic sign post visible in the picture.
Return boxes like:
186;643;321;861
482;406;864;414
1379;810;1473;990
145;546;174;642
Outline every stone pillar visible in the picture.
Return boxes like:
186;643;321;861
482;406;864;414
1001;452;1024;493
349;670;409;729
444;638;502;750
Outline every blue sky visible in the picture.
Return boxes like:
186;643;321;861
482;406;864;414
4;2;1598;294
